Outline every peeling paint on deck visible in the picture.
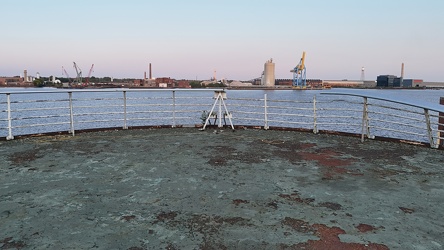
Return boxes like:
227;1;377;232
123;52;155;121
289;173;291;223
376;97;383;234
0;128;443;249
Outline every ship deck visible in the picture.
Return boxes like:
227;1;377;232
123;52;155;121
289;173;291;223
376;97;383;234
0;128;443;249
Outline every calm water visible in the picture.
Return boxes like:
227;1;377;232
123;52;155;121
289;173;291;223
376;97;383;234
1;87;443;141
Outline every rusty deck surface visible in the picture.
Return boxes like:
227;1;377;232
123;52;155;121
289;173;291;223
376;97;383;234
0;128;443;250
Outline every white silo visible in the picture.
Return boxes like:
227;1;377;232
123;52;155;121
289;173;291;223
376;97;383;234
262;58;275;86
23;70;28;82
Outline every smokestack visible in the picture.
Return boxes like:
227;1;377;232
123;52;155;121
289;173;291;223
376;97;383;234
149;63;152;79
144;71;147;81
401;63;405;79
400;63;405;86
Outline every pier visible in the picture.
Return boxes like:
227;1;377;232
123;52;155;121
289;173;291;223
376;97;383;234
1;127;443;249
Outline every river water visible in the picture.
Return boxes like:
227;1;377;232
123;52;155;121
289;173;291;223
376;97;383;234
1;87;443;142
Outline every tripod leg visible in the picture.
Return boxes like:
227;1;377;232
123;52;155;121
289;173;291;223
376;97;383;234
221;98;234;130
202;93;220;130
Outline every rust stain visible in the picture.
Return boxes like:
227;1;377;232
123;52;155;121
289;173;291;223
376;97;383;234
156;211;178;222
121;215;136;222
298;149;359;180
282;220;389;250
299;150;353;167
278;193;315;204
232;199;249;206
399;207;415;214
282;217;314;233
318;202;342;211
356;223;378;233
299;143;317;150
308;224;389;250
1;237;26;249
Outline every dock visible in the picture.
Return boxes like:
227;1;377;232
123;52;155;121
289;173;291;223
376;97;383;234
0;128;443;249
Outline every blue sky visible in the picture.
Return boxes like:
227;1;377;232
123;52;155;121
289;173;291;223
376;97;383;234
1;0;443;81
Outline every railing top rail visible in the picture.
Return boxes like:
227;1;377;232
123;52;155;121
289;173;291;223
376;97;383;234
0;88;225;95
321;90;444;113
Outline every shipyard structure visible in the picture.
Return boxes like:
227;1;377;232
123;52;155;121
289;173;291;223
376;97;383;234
2;60;444;89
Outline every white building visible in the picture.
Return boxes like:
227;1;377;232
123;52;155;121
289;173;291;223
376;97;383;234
261;58;275;86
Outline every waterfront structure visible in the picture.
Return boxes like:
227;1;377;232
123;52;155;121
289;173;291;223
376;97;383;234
261;59;275;87
322;80;365;88
291;51;307;88
377;75;401;87
23;70;28;82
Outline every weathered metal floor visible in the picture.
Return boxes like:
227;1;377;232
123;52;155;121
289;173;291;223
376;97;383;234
0;128;443;250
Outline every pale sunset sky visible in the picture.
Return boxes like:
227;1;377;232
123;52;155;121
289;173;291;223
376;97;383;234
1;0;443;81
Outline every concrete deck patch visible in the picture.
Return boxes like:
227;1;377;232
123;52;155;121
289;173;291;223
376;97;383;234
0;128;443;249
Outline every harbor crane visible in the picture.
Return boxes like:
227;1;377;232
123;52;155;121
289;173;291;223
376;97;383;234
291;51;307;88
73;62;83;85
85;64;94;85
62;66;72;84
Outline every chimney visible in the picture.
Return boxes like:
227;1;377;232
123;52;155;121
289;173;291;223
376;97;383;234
400;63;405;86
144;71;147;81
401;63;405;79
149;63;152;79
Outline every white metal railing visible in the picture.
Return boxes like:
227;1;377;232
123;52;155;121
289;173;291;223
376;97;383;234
0;89;220;139
321;91;444;148
1;89;443;148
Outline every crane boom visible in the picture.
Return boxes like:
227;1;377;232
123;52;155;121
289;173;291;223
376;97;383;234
62;66;72;83
85;64;94;85
73;62;83;85
298;51;306;72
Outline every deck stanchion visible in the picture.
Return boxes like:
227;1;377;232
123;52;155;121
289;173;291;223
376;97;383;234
424;109;436;148
361;97;368;142
313;95;318;134
361;97;374;141
6;94;14;140
264;94;269;130
68;92;75;136
439;97;444;147
123;91;128;129
172;90;176;128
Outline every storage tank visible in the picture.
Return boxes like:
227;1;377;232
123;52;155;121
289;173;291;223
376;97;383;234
23;70;28;82
262;59;275;86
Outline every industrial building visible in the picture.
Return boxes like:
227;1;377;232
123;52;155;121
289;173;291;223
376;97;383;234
375;75;440;88
376;75;403;87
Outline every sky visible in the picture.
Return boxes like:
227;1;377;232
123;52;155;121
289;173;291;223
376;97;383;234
1;0;444;81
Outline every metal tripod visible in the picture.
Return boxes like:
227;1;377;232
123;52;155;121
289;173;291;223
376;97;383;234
202;91;234;130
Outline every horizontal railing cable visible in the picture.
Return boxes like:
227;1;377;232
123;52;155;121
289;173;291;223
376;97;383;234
1;89;443;148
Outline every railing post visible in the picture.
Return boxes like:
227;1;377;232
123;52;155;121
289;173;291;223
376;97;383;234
439;97;444;147
218;91;223;128
68;92;75;136
172;90;176;128
264;94;269;130
123;91;128;129
361;97;368;142
313;95;318;134
6;94;14;140
424;109;437;148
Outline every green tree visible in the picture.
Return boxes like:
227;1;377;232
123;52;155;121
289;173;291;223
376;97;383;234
33;79;45;87
102;77;112;83
189;81;203;88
